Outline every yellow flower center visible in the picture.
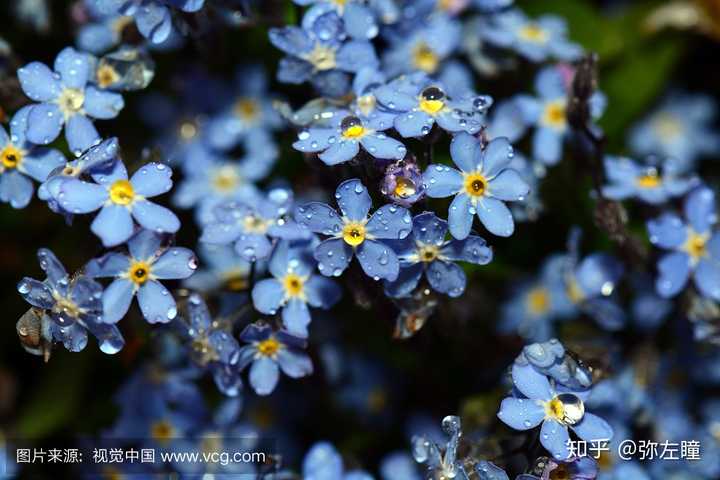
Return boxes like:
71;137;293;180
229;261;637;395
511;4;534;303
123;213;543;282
1;145;22;169
341;115;365;139
150;420;175;445
357;94;376;116
257;337;281;357
545;397;565;420
394;177;417;199
549;465;570;480
412;43;440;73
128;261;151;285
542;100;567;129
518;23;548;43
243;214;270;234
685;231;709;260
179;121;198;140
96;64;120;89
53;294;84;319
527;287;550;315
233;98;259;121
463;172;487;198
109;179;135;205
342;221;366;247
283;273;305;298
636;171;662;189
653;112;683;139
111;16;133;34
418;244;440;262
212;166;240;192
566;277;585;303
57;88;85;115
223;270;248;291
306;44;337;71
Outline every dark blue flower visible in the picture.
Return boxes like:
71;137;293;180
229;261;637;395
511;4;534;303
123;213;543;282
423;133;529;238
497;362;613;460
252;240;341;337
295;178;413;281
17;248;125;354
384;212;493;298
17;47;124;153
201;188;308;262
86;229;198;324
0;106;65;209
647;185;720;300
237;322;313;396
55;160;180;247
602;155;699;204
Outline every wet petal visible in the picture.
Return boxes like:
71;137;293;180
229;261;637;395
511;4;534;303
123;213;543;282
65;114;100;154
131;200;180;234
450;132;481;172
314;238;353;277
360;133;406;160
282;298;312;338
152;247;197;279
249;357;280;396
695;259;720;301
497;397;545;430
335;178;372;221
137;280;177;323
54;47;91;89
56;178;107;213
277;348;313;378
101;278;135;324
26;103;63;145
512;363;553;400
365;204;412;240
304;275;342;309
91;204;134;247
356;239;399;281
427;260;466;297
17;62;61;102
656;252;691;298
294;202;343;236
571;412;614;443
318;139;360;165
251;278;285;315
84;85;125;119
488;169;530;201
477;197;514;237
540;419;572;460
423;164;463;198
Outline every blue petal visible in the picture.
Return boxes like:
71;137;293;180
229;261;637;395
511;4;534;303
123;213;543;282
251;278;285;314
54;47;91;89
304;275;342;309
19;148;66;183
477;197;515;237
131;200;180;234
282;298;312;337
302;442;343;480
384;263;423;298
356;239;399;281
695;259;720;301
441;235;493;264
128;229;163;260
293;127;336;153
656;252;691;298
268;26;313;56
277;348;313;378
319;139;360;165
450;133;481;172
200;221;243;245
571;412;614;443
365;204;412;240
17;62;61;102
481;137;514;177
360;133;406;160
84;86;124;119
101;278;135;324
130;163;173;197
344;2;378;39
394;110;433;138
137;280;177;323
336;40;378;72
85;252;131;278
0;170;33;209
26;103;63;145
56;179;107;213
427;260;466;297
135;2;172;43
412;212;448;245
540;419;572;460
234;233;273;262
423;165;463;198
488;169;530;201
533;128;563;166
17;278;55;309
249;357;280;396
647;214;687;249
448;193;473;240
91;204;134;247
685;186;716;234
295;202;343;235
512;363;553;400
314;238;353;277
152;248;197;279
335;178;372;221
497;397;545;430
66;114;100;154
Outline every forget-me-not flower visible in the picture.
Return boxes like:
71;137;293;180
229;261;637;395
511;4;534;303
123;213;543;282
294;178;412;281
55;160;180;246
86;229;197;324
423;133;529;238
297;0;380;40
237;322;313;396
252;240;341;338
0;106;65;209
384;212;493;298
647;185;720;300
17;46;124;153
497;362;613;460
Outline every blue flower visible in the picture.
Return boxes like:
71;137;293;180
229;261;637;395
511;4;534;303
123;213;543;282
302;442;374;480
480;9;582;62
513;66;605;165
647;185;720;300
293;112;407;165
516;339;594;391
237;322;313;396
0;106;65;208
423;133;529;238
629;92;720;172
298;0;380;40
55;160;180;247
602;155;699;204
17;47;124;153
269;8;378;97
86;229;197;324
201;188;308;262
93;0;204;44
17;248;125;354
497;362;614;460
382;14;460;77
252;240;341;338
384;212;492;298
183;244;251;293
76;5;133;55
375;73;490;137
294;178;412;281
175;294;243;396
412;416;469;479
